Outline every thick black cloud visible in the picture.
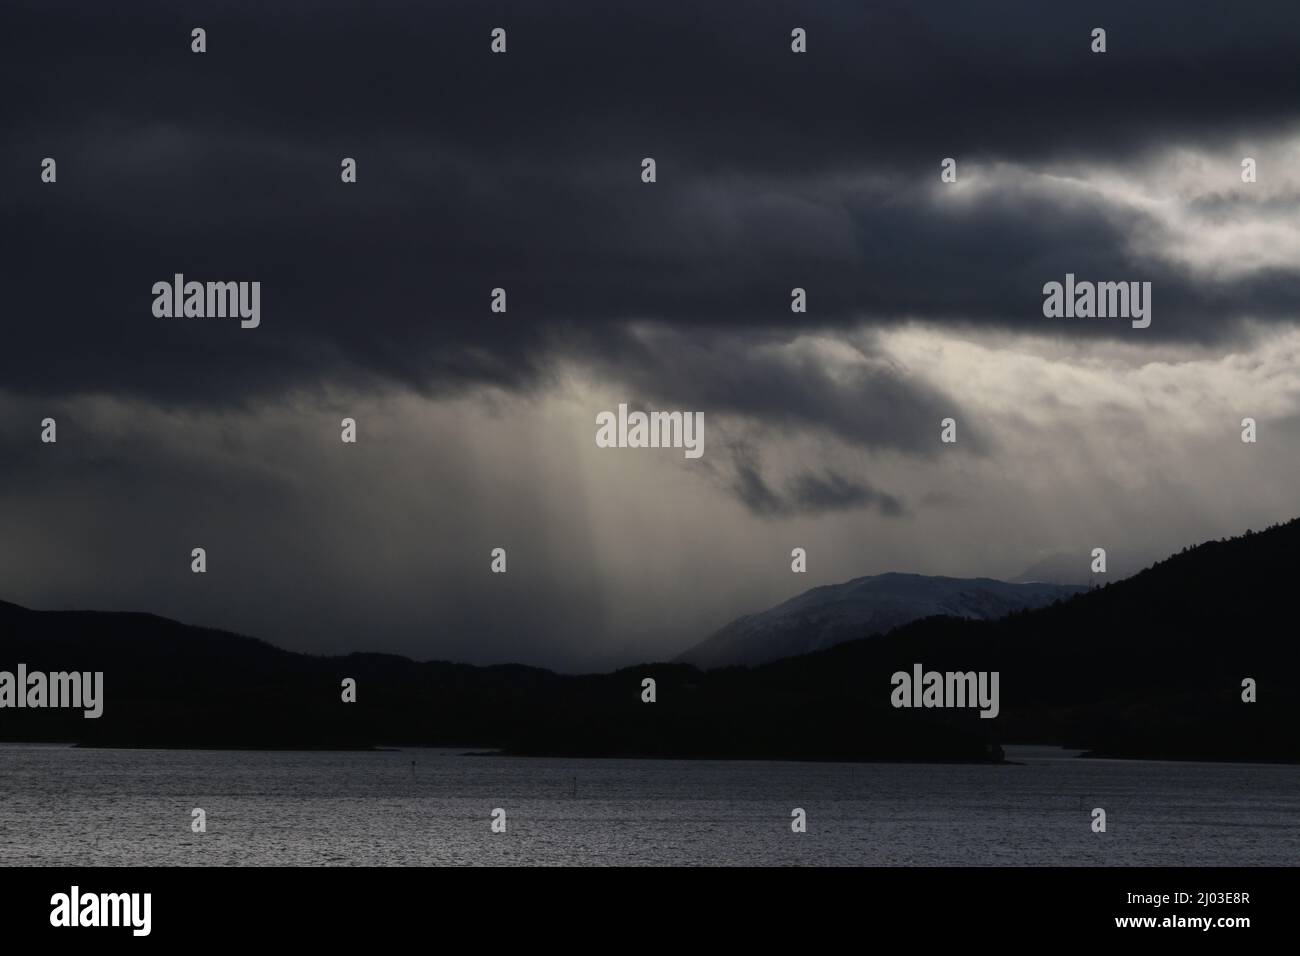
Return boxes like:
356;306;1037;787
732;458;908;520
604;327;984;453
3;0;1300;413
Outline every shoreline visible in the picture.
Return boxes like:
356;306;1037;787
2;740;1297;767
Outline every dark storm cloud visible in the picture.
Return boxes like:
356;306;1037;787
3;0;1300;412
595;325;994;459
9;1;1300;169
727;443;907;520
791;471;906;518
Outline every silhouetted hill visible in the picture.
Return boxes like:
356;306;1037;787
678;572;1084;667
0;597;990;760
805;521;1300;761
2;519;1297;762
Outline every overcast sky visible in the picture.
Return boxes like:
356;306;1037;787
3;1;1300;670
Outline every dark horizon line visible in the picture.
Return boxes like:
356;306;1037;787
0;565;1107;676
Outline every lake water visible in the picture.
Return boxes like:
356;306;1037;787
0;744;1295;866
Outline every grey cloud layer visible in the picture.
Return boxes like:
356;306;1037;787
3;0;1300;410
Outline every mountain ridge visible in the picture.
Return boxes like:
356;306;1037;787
678;571;1086;668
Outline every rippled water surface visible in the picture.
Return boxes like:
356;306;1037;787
1;744;1295;865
